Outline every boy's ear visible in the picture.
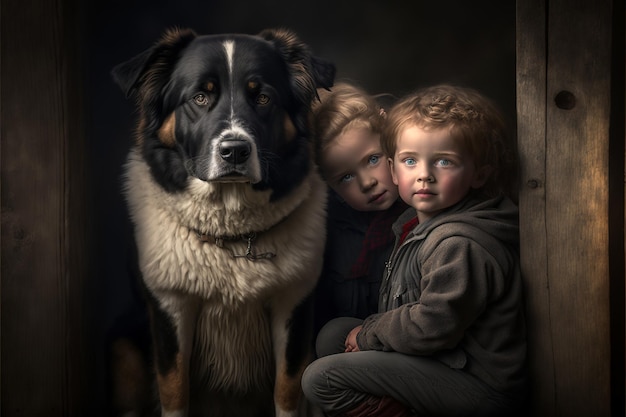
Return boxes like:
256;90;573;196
471;165;494;189
388;157;399;185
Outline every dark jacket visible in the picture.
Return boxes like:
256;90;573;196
357;193;527;393
314;190;404;334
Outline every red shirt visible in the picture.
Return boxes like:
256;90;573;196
399;217;419;245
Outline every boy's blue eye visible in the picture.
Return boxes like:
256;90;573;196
404;158;416;166
340;173;355;183
368;155;380;165
435;159;453;167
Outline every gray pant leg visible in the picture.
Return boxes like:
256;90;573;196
316;317;363;358
303;319;518;416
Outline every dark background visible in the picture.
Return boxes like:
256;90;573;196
86;0;515;406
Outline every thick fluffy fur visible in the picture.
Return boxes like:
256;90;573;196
112;28;334;417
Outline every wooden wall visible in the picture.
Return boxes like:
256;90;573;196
1;0;96;415
517;0;624;416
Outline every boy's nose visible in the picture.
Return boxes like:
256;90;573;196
417;173;435;183
360;175;377;191
414;162;432;183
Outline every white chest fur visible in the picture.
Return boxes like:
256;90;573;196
123;150;327;392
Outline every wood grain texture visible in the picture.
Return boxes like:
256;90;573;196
1;0;92;415
516;0;555;414
517;0;613;415
546;0;612;415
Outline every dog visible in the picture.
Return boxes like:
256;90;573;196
111;27;335;417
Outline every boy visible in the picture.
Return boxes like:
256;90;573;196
311;82;407;334
302;85;527;417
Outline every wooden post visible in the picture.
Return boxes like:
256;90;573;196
517;0;617;415
0;0;93;415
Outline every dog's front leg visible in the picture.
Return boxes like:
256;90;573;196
271;292;315;417
146;290;199;417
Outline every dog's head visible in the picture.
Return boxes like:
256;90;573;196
112;28;335;200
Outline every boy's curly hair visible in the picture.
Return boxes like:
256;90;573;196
381;84;515;198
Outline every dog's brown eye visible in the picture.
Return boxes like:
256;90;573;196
194;94;209;106
256;94;270;105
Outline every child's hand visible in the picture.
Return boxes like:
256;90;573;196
344;325;363;352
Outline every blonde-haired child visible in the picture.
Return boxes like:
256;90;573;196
311;82;407;335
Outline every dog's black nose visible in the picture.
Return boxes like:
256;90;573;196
219;140;251;164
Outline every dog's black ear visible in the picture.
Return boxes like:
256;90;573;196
311;56;335;91
258;28;335;106
111;28;197;99
111;47;156;98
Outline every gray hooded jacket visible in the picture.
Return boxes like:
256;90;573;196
356;193;527;393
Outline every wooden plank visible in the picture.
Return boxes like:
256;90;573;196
544;0;612;416
0;0;91;415
518;0;614;415
516;0;555;415
608;1;626;414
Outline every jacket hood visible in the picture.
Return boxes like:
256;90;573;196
393;192;520;250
